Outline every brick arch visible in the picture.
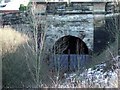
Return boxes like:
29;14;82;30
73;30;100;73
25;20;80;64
52;35;89;54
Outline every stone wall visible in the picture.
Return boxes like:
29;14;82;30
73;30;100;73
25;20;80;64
43;14;94;53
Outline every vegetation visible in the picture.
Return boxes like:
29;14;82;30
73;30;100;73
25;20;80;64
19;4;27;11
1;1;120;88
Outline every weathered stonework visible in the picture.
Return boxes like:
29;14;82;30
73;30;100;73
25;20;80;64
32;1;119;55
43;14;94;53
30;2;119;69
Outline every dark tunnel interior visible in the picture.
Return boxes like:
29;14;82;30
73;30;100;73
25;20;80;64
53;35;89;54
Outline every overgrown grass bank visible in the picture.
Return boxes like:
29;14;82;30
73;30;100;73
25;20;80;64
0;27;29;55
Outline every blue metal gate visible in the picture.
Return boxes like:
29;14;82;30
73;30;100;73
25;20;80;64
49;54;91;72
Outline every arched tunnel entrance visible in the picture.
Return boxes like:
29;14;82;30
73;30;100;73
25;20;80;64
49;35;91;73
54;35;89;54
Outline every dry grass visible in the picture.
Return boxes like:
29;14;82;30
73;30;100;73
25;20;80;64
0;27;29;56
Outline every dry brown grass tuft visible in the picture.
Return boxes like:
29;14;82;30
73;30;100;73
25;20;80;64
0;27;29;55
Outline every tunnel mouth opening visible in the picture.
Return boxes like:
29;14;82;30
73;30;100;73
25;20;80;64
53;35;89;54
49;35;91;75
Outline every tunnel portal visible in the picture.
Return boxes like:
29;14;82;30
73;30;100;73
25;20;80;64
53;35;89;54
49;35;91;73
